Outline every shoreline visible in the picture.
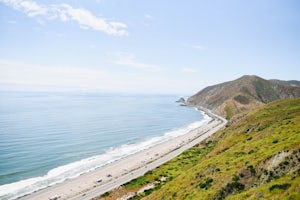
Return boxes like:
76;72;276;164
19;107;226;200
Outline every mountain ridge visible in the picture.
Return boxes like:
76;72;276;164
187;75;300;119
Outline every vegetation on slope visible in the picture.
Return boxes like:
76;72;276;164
99;98;300;200
187;75;300;119
96;140;218;200
144;99;300;200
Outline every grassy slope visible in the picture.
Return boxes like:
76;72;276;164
143;98;300;200
99;99;300;200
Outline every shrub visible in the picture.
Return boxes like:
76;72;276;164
272;138;279;144
226;181;245;192
172;192;177;198
213;180;245;200
101;192;110;197
224;106;233;120
248;149;254;154
199;178;214;190
234;95;250;104
232;174;239;182
124;177;147;188
269;183;291;191
144;188;153;195
247;165;256;175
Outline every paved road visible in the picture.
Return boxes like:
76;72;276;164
69;111;227;200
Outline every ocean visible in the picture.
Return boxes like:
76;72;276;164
0;91;208;200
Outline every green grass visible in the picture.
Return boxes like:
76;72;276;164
224;106;233;120
139;98;300;200
102;99;300;200
123;140;218;191
227;173;300;200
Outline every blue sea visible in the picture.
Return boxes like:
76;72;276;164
0;91;208;200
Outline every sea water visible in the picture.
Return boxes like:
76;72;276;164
0;91;208;200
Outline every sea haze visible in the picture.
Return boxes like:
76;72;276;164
0;91;207;199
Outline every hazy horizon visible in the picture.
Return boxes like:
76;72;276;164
1;0;300;94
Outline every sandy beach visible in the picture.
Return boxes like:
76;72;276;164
20;109;226;200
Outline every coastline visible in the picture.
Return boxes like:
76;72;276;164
19;108;227;200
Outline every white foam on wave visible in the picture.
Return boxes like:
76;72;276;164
0;111;211;200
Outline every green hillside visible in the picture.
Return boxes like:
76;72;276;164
145;99;300;200
100;98;300;200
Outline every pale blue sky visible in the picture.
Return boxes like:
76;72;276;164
0;0;299;94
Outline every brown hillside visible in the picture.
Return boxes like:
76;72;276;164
187;75;300;119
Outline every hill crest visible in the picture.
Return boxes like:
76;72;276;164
187;75;300;119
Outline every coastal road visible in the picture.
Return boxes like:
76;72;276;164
69;111;227;200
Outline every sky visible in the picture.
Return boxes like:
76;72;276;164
0;0;300;94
